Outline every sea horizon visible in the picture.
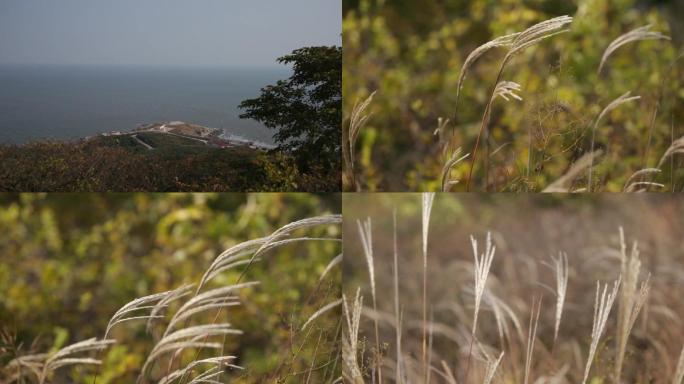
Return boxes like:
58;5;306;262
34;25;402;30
0;63;290;145
0;62;288;71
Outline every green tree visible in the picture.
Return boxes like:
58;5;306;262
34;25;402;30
239;46;342;170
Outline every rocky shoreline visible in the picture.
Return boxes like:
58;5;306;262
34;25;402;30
99;121;275;150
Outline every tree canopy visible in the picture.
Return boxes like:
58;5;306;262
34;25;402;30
239;46;342;170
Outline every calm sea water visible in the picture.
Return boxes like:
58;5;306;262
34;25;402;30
0;65;290;144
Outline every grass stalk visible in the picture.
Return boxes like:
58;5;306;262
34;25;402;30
552;252;568;351
393;209;403;384
421;193;435;382
463;232;496;382
357;217;381;382
524;296;542;384
588;92;641;192
466;16;572;191
582;278;621;384
615;228;651;383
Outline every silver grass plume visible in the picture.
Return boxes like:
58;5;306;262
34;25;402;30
138;323;242;381
455;32;520;107
319;253;343;283
104;290;184;340
493;81;523;102
441;147;470;191
484;289;525;346
508;16;574;59
184;364;242;384
356;216;382;381
196;237;266;291
421;192;435;381
434;116;451;150
357;217;375;303
146;284;195;335
342;289;364;384
162;282;258;337
348;91;377;169
543;150;603;192
623;168;663;192
197;215;341;292
582;278;621;384
39;338;115;383
466;15;572;191
598;25;670;74
301;299;343;331
551;252;569;346
657;136;684;169
588;92;640;192
615;228;651;383
5;353;48;382
157;356;241;384
248;214;341;265
421;194;435;258
483;350;505;384
96;285;196;384
458;15;571;109
674;346;684;384
471;232;496;335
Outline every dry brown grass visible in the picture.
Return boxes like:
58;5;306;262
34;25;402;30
343;194;684;383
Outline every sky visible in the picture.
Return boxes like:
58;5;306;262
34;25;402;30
0;0;341;68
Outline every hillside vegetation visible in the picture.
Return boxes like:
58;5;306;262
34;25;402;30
0;45;342;192
0;136;338;192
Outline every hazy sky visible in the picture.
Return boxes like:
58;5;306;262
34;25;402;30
0;0;340;68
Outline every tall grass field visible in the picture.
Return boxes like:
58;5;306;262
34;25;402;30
343;193;684;383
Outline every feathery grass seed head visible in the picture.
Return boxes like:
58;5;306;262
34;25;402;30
471;232;496;335
582;278;621;384
598;25;670;74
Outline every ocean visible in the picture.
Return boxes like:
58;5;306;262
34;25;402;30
0;64;290;145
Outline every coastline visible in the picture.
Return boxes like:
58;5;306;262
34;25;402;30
96;121;276;150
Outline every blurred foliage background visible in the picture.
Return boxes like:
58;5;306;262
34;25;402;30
0;193;341;383
343;0;684;191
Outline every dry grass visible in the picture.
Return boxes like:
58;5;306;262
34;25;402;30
342;289;364;384
446;15;572;190
2;215;342;384
582;278;620;384
543;150;603;192
598;25;671;75
588;92;642;192
675;347;684;384
343;194;684;383
344;91;377;191
551;252;569;348
523;296;542;384
421;193;435;383
455;32;520;112
614;228;651;383
440;147;470;192
4;339;116;384
453;15;574;191
345;12;681;193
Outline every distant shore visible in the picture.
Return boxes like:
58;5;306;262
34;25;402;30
96;121;276;150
